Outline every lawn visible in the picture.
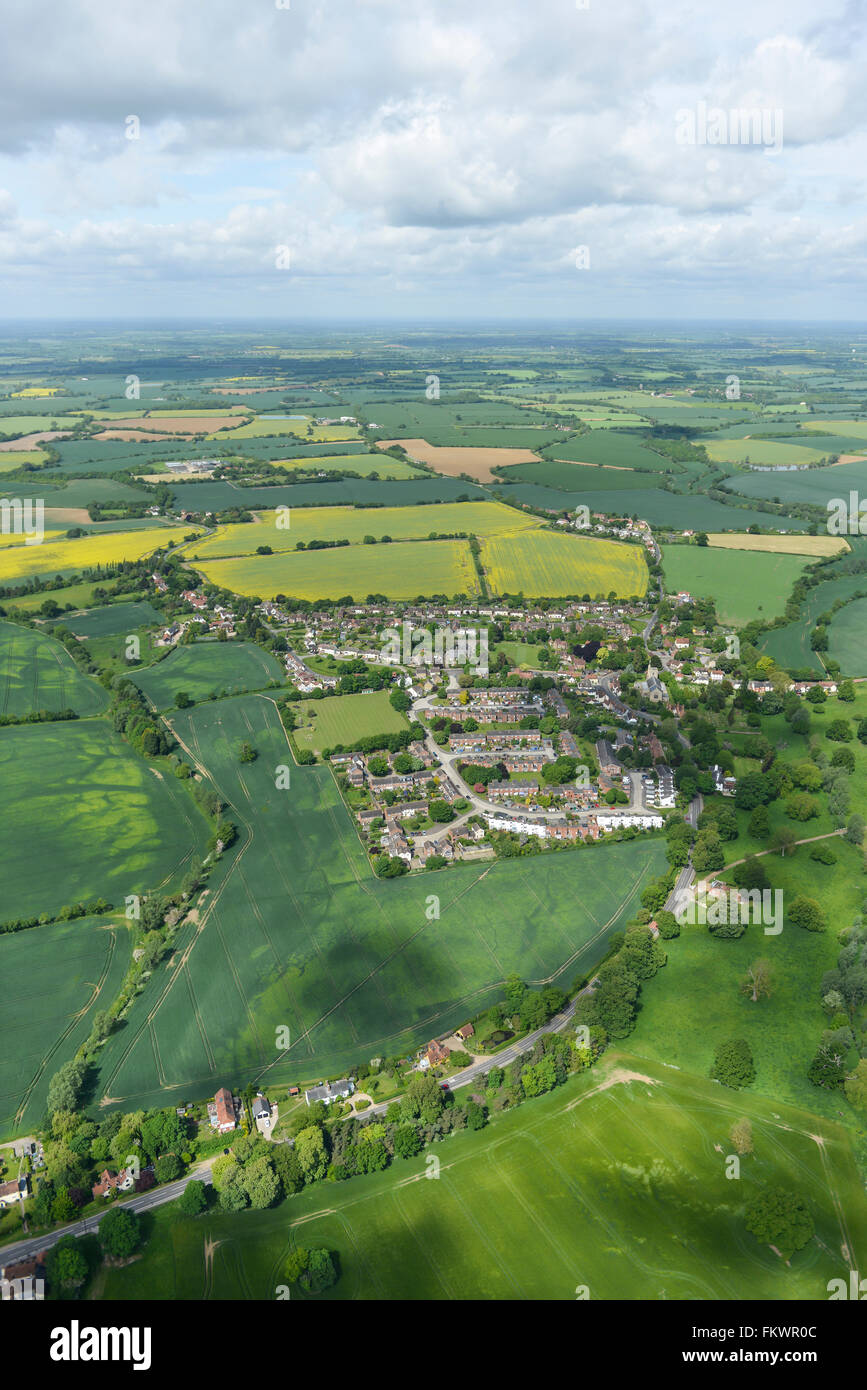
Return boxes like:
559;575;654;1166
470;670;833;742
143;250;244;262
0;916;132;1139
130;641;286;709
197;538;480;602
662;545;807;625
93;694;664;1114
0;621;108;717
95;1052;867;1300
0;719;209;921
193;501;541;560
481;529;648;599
290;689;409;753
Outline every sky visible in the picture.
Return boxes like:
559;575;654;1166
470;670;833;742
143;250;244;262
0;0;865;320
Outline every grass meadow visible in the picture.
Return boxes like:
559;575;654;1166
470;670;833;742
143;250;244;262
131;641;286;709
759;571;867;672
290;689;409;752
53;601;163;638
662;546;808;625
95;1053;866;1301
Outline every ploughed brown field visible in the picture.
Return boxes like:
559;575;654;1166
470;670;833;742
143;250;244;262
93;414;247;438
0;430;71;450
375;437;540;483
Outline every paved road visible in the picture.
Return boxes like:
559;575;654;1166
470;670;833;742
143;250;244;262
354;986;600;1120
0;1162;213;1271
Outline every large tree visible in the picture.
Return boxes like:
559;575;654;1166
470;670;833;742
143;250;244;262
99;1206;141;1259
741;959;773;1004
745;1188;814;1258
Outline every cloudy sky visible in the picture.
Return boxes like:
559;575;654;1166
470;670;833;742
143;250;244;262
0;0;864;320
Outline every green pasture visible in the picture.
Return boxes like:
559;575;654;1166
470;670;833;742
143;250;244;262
54;601;162;638
131;641;286;709
759;570;867;672
662;546;807;625
543;431;674;472
290;690;409;753
96;1053;866;1301
630;839;862;1122
493;460;662;491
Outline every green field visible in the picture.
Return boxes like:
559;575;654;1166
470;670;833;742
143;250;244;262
662;546;807;625
0;621;108;716
271;453;422;479
494;460;662;491
198;538;480;602
631;844;862;1121
703;439;833;467
722;456;867;506
481;529;648;599
495;641;546;667
53;600;162;638
493;482;809;532
0;917;132;1138
93;695;664;1113
3;580;123;614
96;1053;866;1301
824;597;867;676
759;570;867;671
130;641;286;709
194;501;541;560
170;476;488;514
0;720;209;921
544;431;675;472
290;690;410;753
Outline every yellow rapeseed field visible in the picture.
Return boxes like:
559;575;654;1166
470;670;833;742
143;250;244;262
0;526;193;584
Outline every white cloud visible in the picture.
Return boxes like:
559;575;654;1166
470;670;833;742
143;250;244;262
0;0;863;314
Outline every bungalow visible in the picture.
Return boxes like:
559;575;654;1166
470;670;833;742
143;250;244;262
305;1079;355;1107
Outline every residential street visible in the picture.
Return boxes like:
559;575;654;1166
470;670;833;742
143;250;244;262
0;1161;213;1273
